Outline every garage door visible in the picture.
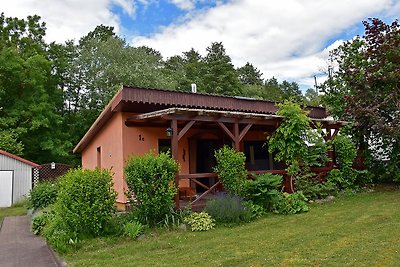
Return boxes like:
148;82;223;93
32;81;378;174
0;171;13;207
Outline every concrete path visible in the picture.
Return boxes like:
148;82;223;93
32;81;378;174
0;216;63;267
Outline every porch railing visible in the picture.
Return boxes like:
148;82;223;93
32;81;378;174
177;173;220;206
178;166;334;208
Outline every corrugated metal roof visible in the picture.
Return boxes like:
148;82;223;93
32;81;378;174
120;86;279;114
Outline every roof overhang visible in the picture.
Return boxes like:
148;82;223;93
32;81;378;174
125;107;346;129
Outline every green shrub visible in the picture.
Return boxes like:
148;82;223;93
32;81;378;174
204;193;252;224
326;169;345;189
123;221;143;239
32;209;53;235
273;192;309;215
42;214;78;253
268;100;328;190
55;168;116;236
245;173;282;210
332;135;368;188
214;146;248;196
103;211;145;236
333;135;357;169
184;212;215;232
42;168;117;252
299;181;337;200
29;182;58;210
242;201;265;219
124;151;179;226
355;169;371;186
295;173;337;200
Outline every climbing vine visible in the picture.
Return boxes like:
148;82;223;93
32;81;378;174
268;100;328;190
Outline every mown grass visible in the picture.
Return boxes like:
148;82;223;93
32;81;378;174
64;189;400;267
0;200;28;225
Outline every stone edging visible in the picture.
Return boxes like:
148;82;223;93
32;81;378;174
47;243;68;267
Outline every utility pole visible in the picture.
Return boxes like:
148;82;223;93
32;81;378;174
314;75;318;96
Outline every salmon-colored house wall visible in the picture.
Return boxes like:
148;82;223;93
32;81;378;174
82;112;192;207
81;112;125;204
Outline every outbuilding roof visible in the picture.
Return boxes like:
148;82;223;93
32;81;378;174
0;150;39;167
73;86;328;153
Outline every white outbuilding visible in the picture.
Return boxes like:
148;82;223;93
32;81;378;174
0;150;39;207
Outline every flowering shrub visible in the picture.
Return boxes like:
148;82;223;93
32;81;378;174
273;192;309;215
204;193;252;224
184;212;215;232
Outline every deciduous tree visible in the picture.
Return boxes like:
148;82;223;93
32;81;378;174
0;13;70;163
321;18;400;180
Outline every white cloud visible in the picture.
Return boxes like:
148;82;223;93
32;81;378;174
132;0;396;87
1;0;135;42
112;0;136;16
261;40;344;86
169;0;196;10
387;1;400;18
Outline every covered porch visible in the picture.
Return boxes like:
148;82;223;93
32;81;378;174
126;107;343;210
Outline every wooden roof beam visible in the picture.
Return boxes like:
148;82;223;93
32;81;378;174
178;120;195;141
162;114;279;126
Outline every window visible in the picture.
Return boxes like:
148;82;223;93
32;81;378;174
158;139;171;154
244;141;270;171
96;146;101;168
244;141;286;170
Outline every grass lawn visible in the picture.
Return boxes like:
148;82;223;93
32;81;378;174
64;188;400;267
0;203;27;225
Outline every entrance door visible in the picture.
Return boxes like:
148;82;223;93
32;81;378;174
0;171;13;207
196;139;222;173
195;140;222;193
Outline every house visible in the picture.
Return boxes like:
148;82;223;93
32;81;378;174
73;86;342;210
0;150;39;207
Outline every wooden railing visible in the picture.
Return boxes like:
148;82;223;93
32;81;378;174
178;166;335;207
177;173;219;206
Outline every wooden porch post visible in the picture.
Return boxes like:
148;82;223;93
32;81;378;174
324;127;339;168
217;121;252;152
171;119;196;209
234;122;240;151
171;120;180;209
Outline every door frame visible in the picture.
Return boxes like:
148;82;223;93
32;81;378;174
0;170;14;207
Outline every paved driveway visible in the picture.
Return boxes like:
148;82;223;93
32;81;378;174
0;216;63;267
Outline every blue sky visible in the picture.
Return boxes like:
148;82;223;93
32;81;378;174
112;1;229;37
2;0;399;89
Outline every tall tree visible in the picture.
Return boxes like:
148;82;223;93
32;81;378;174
279;80;302;101
164;55;186;90
320;18;400;180
203;42;242;96
263;77;284;101
237;62;263;85
180;48;207;92
164;48;207;92
0;13;70;163
63;27;177;147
